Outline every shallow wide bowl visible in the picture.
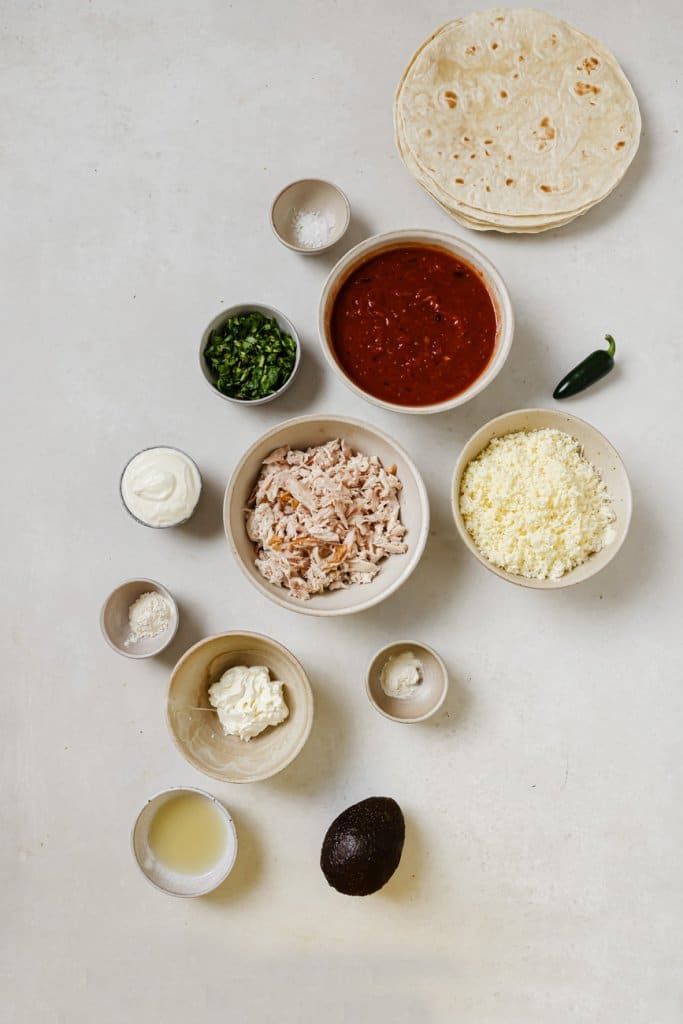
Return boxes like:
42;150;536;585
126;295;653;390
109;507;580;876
100;578;179;658
132;786;238;897
366;641;449;723
318;229;514;415
451;408;632;589
199;303;301;406
270;178;350;254
224;414;430;616
120;446;202;528
167;632;314;782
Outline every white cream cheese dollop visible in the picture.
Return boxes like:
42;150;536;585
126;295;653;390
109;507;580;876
208;665;289;742
121;447;201;527
380;650;423;700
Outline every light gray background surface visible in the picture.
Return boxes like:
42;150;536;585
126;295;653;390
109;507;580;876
3;1;682;1021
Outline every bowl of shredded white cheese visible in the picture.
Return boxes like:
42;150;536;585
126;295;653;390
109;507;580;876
270;179;350;254
452;409;632;589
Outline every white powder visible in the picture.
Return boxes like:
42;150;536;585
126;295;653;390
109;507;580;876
291;208;335;249
125;591;172;645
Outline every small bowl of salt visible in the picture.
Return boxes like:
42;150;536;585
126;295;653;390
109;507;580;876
100;578;179;659
270;179;350;255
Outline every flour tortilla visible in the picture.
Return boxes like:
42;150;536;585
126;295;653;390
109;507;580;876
395;106;588;232
395;9;641;225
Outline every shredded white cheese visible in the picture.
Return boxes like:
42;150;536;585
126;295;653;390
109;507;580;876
459;428;616;580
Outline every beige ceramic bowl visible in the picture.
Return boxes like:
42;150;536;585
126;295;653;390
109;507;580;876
270;179;350;254
167;632;314;783
318;229;514;415
451;408;632;589
199;303;301;406
224;415;430;616
366;641;449;723
132;786;238;897
100;578;179;658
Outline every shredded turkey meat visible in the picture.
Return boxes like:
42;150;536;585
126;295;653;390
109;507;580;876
246;439;408;599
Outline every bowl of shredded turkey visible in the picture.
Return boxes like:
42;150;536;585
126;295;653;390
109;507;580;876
224;416;430;616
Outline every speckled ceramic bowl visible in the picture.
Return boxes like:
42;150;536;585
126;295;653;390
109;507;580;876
166;632;314;783
270;179;350;254
100;578;179;658
366;641;449;723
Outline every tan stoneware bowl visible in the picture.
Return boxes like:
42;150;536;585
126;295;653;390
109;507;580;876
224;414;430;616
451;408;632;589
318;229;514;415
270;178;350;254
366;641;449;723
100;578;179;658
166;632;314;783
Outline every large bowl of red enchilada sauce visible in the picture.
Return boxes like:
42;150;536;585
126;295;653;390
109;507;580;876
320;231;513;413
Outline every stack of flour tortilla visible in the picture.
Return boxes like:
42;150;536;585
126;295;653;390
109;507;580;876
394;9;641;233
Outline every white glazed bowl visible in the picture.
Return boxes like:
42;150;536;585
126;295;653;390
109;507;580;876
199;303;301;406
132;786;238;897
318;229;514;415
224;415;430;616
451;408;632;589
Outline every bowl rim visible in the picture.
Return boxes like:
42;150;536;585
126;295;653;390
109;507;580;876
365;640;449;723
270;177;351;254
165;630;314;782
119;446;203;528
317;228;514;415
199;302;301;406
131;785;238;897
450;407;633;590
100;577;179;658
223;413;431;617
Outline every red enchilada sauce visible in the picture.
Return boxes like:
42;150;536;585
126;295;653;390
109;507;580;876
329;245;497;406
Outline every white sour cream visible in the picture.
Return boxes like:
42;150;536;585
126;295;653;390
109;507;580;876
380;650;423;699
208;665;289;742
121;447;201;527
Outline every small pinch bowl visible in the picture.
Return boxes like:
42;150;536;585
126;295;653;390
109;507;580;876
270;178;351;254
224;414;430;617
119;446;202;528
100;578;179;658
366;641;449;723
451;408;632;589
318;229;514;415
199;303;301;406
167;632;314;783
132;786;238;897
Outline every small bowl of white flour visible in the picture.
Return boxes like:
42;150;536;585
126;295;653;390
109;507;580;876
100;578;179;659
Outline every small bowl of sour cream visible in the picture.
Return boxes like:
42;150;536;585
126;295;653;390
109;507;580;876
270;179;350;254
120;446;202;528
366;641;449;724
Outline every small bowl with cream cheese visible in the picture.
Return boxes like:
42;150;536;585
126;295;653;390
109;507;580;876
119;445;202;528
366;641;448;724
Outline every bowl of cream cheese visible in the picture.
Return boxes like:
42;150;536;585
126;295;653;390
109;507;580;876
366;641;448;723
120;446;202;528
166;631;314;783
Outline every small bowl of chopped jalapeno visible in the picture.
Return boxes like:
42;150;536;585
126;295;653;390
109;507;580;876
200;304;301;405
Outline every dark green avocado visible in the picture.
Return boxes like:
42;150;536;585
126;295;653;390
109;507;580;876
320;796;405;896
